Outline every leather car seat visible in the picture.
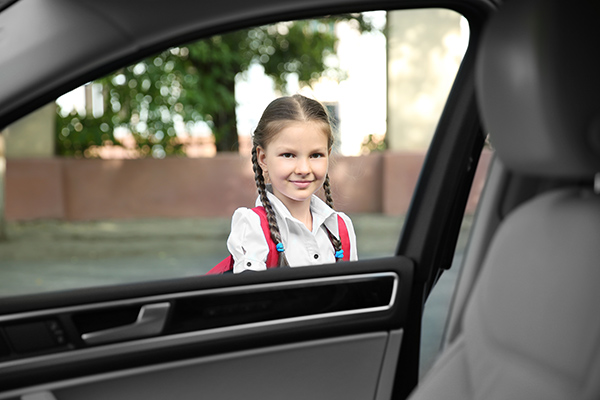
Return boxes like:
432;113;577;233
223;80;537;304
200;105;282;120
408;0;600;398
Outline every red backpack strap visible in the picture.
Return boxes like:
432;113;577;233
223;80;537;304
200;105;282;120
337;215;351;261
251;206;279;268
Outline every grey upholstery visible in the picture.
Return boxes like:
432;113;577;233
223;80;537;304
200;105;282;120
476;0;600;178
409;0;600;398
412;189;600;399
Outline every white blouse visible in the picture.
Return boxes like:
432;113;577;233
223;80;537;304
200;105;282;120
227;191;358;273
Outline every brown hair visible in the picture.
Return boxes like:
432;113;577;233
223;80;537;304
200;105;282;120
251;94;342;266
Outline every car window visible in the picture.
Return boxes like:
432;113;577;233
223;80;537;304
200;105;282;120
0;8;472;297
420;141;493;375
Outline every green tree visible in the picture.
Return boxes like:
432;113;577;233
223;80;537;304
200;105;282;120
56;15;376;157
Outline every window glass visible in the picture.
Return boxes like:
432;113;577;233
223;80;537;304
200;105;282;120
0;9;471;297
420;143;493;375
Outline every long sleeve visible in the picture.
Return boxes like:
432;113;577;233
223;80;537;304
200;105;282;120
226;208;270;273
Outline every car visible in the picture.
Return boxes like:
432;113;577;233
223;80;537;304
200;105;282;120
0;0;598;399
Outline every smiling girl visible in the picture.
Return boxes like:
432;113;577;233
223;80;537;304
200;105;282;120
225;94;358;273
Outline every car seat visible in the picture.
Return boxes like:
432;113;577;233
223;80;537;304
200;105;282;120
408;0;600;399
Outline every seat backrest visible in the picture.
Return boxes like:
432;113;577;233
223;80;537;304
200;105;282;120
409;0;600;399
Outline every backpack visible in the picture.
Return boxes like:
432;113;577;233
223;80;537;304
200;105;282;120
206;206;350;274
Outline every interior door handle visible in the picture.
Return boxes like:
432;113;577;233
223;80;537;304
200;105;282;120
81;302;170;345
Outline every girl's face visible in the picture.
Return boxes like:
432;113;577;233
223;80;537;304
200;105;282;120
257;121;330;210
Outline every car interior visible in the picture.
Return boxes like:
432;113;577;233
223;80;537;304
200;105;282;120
412;0;600;399
0;0;598;399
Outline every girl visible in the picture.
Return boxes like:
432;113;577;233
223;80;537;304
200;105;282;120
226;94;357;273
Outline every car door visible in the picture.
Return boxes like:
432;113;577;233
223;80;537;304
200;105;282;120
0;0;494;399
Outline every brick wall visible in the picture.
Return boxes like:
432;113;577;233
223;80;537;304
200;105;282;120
5;151;492;221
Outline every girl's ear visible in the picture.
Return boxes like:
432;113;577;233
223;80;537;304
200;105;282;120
256;146;268;172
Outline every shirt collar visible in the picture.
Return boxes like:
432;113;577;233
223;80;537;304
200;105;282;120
254;189;339;236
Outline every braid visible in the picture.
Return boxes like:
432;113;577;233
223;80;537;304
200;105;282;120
323;174;334;209
252;144;289;267
323;174;343;262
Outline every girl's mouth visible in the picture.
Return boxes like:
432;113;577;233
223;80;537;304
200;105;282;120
290;180;313;189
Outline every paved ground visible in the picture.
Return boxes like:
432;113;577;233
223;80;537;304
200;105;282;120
0;213;472;374
0;214;411;296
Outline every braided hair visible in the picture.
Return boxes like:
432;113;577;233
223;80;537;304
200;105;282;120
322;174;343;257
251;94;343;266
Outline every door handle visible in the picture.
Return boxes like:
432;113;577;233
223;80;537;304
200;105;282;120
81;302;170;345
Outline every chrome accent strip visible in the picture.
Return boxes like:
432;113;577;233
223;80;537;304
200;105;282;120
0;273;398;374
0;272;398;323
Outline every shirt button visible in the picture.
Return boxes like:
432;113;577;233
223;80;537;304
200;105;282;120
314;254;319;259
247;262;252;267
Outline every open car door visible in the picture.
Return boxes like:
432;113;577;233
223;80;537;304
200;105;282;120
0;0;494;398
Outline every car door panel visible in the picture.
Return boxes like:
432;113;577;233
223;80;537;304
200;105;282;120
10;331;402;400
0;257;413;397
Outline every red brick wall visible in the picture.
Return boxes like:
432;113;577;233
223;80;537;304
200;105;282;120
5;151;492;221
5;158;65;220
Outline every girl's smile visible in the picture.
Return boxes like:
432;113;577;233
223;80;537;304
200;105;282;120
257;121;330;214
290;179;314;189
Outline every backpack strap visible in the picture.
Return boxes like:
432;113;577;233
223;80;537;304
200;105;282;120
207;209;350;274
337;215;351;261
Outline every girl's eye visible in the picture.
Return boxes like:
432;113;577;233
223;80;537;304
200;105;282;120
281;153;294;158
311;153;325;159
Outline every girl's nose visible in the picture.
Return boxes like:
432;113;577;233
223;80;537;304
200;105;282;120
295;157;311;175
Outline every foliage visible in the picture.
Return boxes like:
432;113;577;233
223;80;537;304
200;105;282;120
360;133;387;154
56;14;376;157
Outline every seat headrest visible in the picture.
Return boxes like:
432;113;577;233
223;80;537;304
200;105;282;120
476;0;600;178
